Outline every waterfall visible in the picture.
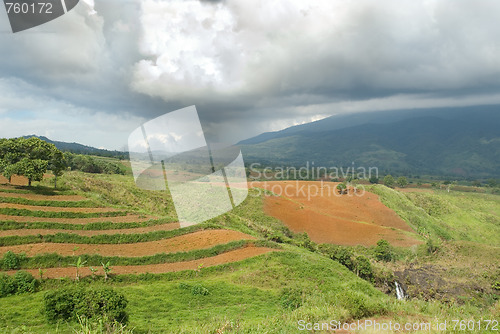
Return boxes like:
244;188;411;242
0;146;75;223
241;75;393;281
395;281;406;300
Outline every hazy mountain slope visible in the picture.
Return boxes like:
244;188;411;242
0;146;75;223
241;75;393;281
241;106;500;178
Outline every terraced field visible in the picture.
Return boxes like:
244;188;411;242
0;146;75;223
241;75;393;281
0;181;276;279
252;181;422;247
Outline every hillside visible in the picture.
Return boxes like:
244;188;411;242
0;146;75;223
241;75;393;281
240;105;500;178
0;172;498;333
23;135;126;158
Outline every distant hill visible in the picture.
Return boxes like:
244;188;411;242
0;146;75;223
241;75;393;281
240;105;500;179
23;135;127;159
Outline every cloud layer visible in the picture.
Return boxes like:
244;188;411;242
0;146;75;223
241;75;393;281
1;0;500;149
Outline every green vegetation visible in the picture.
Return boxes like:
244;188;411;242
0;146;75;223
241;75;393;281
383;174;395;188
64;152;127;175
369;185;500;246
0;196;98;207
0;207;127;219
2;240;277;269
0;137;64;187
44;285;128;324
0;218;173;231
0;271;38;297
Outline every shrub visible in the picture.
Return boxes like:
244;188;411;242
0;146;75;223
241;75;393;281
330;247;355;271
369;176;379;184
0;273;17;297
14;271;38;294
396;176;408;188
44;286;128;324
383;175;395;188
280;288;302;310
426;238;440;255
354;256;373;281
374;239;393;262
2;251;22;270
191;285;210;296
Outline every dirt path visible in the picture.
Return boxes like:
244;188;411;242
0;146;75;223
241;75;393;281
4;246;276;279
0;192;87;201
252;181;421;247
0;229;256;257
0;222;181;237
0;203;115;212
0;213;155;224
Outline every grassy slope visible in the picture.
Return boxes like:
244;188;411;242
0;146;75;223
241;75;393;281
0;174;498;333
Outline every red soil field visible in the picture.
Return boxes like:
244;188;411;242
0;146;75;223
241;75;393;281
5;246;276;279
0;222;181;237
252;181;421;247
0;229;255;257
0;175;29;186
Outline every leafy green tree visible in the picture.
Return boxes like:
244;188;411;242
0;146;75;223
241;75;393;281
0;137;65;187
383;175;395;188
369;176;379;184
337;182;347;194
396;176;408;188
374;239;393;262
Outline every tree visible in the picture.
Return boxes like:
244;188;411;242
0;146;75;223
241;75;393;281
369;176;379;184
383;175;395;188
374;239;393;262
48;149;65;188
0;137;65;187
336;182;347;194
396;176;408;188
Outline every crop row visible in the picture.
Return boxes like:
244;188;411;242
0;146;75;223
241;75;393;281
1;240;281;269
0;223;225;246
0;218;174;231
0;197;98;208
0;208;128;219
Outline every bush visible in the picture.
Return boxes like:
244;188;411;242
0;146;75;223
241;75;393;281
330;247;355;271
374;239;393;262
0;274;17;297
354;256;373;281
191;285;210;296
44;286;128;324
280;288;302;310
426;238;440;255
383;175;395;188
2;251;22;270
14;271;38;293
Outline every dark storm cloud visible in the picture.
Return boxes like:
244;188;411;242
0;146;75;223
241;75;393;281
1;0;500;148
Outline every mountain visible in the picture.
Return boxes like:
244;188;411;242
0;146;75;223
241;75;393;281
23;135;126;158
240;105;500;179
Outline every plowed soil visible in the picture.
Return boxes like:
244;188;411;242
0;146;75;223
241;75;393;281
0;203;113;213
0;175;28;186
252;181;421;247
0;213;154;224
0;222;180;237
5;246;276;278
0;229;255;257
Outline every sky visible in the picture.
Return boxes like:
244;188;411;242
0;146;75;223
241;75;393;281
1;0;500;150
